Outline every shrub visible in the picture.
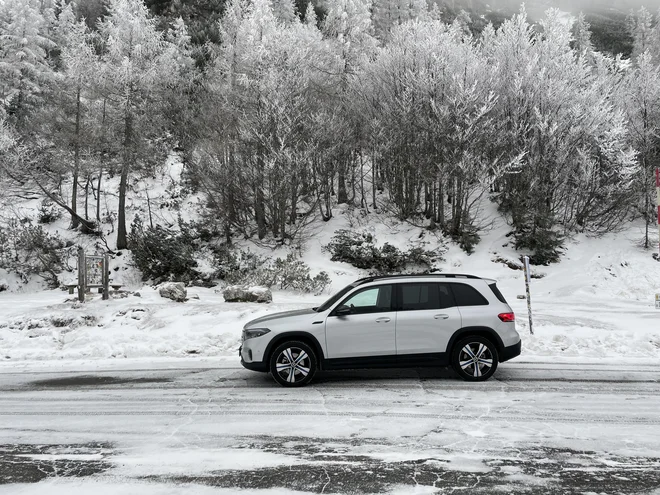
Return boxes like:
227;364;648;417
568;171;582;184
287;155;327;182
271;254;331;294
213;246;264;283
37;200;61;224
511;214;563;266
325;229;442;274
129;216;200;283
214;248;330;295
0;220;74;288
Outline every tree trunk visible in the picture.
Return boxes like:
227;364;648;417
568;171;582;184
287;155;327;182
84;176;90;220
116;104;133;250
337;161;348;204
71;87;82;229
371;151;377;210
256;187;267;239
96;166;102;223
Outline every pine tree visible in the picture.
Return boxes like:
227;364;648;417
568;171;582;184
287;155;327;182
0;0;55;127
572;12;593;55
271;0;298;24
627;7;658;62
303;1;317;27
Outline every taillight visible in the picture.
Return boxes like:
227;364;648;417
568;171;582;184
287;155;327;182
498;312;515;322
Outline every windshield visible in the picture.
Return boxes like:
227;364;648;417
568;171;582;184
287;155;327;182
315;282;358;312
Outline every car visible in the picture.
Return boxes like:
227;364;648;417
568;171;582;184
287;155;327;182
239;274;521;387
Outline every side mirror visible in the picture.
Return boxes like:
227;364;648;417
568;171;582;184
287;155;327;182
335;305;351;316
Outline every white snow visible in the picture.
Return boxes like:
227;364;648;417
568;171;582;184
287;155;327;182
2;200;659;365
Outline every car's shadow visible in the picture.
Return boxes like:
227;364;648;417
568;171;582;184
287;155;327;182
247;367;460;387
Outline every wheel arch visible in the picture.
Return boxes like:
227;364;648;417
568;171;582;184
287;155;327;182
264;332;325;369
447;326;504;356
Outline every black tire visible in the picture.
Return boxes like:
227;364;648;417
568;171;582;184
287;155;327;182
269;341;317;387
451;336;499;382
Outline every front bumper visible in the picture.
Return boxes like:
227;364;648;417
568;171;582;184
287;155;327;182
500;339;522;362
239;345;268;372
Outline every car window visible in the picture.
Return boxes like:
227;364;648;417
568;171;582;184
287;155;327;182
450;283;489;306
315;282;358;312
488;283;508;304
400;283;439;311
437;283;456;309
341;285;393;315
399;283;455;311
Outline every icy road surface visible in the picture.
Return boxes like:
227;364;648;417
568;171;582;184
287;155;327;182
1;361;659;495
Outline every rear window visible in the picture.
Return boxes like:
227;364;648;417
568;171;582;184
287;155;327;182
450;283;489;306
488;283;508;304
399;283;456;311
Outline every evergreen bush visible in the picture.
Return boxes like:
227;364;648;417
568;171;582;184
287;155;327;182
0;220;74;288
128;216;200;283
324;229;442;274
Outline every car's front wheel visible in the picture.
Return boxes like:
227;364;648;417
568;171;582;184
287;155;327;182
269;341;317;387
451;336;499;381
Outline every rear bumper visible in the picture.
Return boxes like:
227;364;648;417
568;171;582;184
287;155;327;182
239;346;268;372
500;339;521;362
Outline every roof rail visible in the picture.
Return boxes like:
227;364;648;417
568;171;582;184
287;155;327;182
356;273;481;285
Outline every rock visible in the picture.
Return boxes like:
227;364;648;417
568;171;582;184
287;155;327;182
190;294;200;300
133;292;141;297
0;281;8;292
223;285;272;303
159;282;187;302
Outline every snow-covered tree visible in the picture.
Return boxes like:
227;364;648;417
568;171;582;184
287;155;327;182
356;18;499;248
97;0;191;249
627;7;659;63
271;0;297;24
621;51;660;248
572;12;594;55
487;8;638;262
0;0;54;126
45;1;99;229
322;0;378;205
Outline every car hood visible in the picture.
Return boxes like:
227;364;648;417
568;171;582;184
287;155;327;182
244;308;317;328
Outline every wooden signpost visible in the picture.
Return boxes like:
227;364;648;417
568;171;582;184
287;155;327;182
76;248;109;302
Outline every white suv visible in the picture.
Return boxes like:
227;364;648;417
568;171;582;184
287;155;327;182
240;274;521;387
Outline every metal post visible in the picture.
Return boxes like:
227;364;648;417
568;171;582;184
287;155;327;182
656;168;660;258
523;255;534;335
77;248;85;303
102;253;110;300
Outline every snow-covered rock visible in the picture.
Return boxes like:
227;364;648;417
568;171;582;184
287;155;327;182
158;282;187;302
223;286;272;303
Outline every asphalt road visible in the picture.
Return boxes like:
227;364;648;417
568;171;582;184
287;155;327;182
1;361;659;494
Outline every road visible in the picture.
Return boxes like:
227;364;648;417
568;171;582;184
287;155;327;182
1;361;659;494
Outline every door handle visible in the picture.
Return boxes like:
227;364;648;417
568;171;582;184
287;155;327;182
375;317;391;323
434;314;449;320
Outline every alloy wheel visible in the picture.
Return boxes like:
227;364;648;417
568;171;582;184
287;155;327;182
458;342;494;378
274;346;312;384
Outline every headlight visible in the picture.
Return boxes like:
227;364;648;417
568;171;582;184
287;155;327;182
243;328;271;341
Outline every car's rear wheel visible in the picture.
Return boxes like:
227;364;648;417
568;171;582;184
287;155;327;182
269;341;317;387
451;336;498;381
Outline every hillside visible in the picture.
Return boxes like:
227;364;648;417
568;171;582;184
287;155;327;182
1;160;659;364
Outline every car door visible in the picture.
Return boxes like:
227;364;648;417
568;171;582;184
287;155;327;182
395;282;462;355
325;284;396;359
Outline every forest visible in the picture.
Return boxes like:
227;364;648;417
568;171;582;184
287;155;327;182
1;0;660;279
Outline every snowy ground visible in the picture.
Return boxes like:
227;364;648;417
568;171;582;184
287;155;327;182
2;166;660;492
1;218;659;364
0;361;659;494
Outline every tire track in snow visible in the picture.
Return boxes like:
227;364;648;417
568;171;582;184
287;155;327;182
0;407;658;426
